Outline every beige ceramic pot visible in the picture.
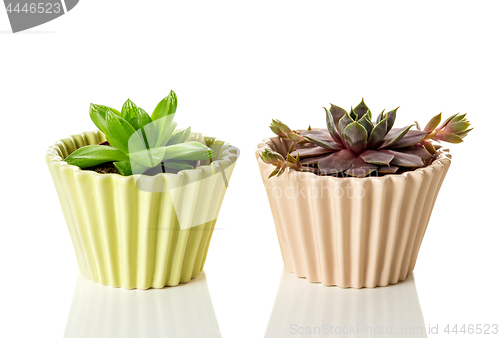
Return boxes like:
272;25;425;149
256;136;451;288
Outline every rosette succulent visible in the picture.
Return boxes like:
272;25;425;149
261;99;471;178
65;91;215;176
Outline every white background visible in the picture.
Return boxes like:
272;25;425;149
1;1;499;337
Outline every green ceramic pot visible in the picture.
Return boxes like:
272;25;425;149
46;130;238;289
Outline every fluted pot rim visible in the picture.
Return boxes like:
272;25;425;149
257;136;451;182
46;130;239;181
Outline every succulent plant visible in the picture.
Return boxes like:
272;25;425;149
261;99;471;178
65;91;215;176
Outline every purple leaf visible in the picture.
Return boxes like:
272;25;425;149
343;121;368;154
360;150;394;165
345;157;378;177
390;130;429;148
300;129;332;140
299;153;332;165
338;112;355;134
379;149;424;167
377;125;412;149
329;104;348;125
385;107;398;132
353;99;369;120
378;165;399;174
324;108;343;143
376;109;385;124
303;135;344;150
366;117;388;148
358;115;374;136
291;146;333;158
318;149;356;174
397;146;432;160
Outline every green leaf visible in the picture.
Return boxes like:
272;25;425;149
151;90;177;121
65;145;128;168
367;117;388;148
422;142;437;155
343;121;368;155
121;99;139;124
446;121;471;133
153;116;177;147
162;160;194;171
437;113;458;130
163;142;215;161
435;132;463;143
130;108;153;131
129;147;167;167
268;167;280;179
457;128;473;138
424;113;442;132
114;160;133;176
105;109;137;154
89;104;121;134
166;127;192;145
353;99;369;120
451;113;467;122
377;125;412;149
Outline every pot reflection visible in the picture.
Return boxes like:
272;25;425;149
64;272;221;338
265;269;427;338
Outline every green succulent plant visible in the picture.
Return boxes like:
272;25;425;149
65;91;215;176
261;99;472;178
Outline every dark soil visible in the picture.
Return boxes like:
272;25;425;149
82;140;201;176
84;162;120;174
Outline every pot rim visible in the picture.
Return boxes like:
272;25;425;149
256;137;451;182
47;130;239;180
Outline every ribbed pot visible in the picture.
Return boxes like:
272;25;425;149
256;136;451;288
47;130;238;289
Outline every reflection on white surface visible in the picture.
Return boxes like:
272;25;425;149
64;272;221;338
266;269;427;338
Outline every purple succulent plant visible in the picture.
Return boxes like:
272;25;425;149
261;99;471;178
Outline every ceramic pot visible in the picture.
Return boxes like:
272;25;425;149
256;136;451;288
47;130;238;289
